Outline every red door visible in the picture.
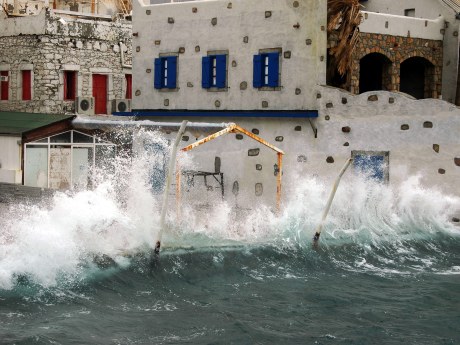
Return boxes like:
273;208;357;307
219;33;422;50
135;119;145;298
92;74;107;114
1;71;8;101
125;74;132;99
22;70;31;100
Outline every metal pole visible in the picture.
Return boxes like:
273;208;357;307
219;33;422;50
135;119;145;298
276;152;283;214
313;158;353;243
155;120;188;254
175;158;181;221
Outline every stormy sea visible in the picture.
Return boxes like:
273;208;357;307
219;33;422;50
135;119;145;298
1;131;459;344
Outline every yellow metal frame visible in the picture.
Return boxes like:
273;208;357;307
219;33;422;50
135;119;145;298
176;123;285;214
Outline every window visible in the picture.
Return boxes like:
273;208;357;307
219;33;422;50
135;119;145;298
202;54;227;89
1;71;9;100
125;74;132;99
253;52;280;88
404;8;415;17
352;150;389;183
154;56;177;89
64;71;77;100
22;70;32;100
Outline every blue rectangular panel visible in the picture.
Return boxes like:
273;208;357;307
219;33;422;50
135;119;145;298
354;155;385;181
215;54;227;88
267;52;280;87
166;56;177;89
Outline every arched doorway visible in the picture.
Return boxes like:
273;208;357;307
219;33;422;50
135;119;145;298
400;57;435;99
359;53;392;93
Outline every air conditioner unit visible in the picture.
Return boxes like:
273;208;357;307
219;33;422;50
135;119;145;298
0;76;8;82
75;97;95;115
112;99;131;113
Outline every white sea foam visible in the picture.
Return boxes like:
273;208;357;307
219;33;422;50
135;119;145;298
0;129;459;289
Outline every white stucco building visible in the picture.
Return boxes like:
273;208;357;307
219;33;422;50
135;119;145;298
127;0;460;223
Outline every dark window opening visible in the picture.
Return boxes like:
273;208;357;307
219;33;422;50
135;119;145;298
64;71;77;100
404;8;415;17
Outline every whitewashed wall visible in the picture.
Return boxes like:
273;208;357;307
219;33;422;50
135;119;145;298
360;11;444;40
148;88;460;215
132;0;327;111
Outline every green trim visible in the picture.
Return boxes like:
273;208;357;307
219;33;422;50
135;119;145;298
0;112;74;135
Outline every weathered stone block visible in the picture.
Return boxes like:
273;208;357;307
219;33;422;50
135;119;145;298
255;183;263;196
248;148;260;156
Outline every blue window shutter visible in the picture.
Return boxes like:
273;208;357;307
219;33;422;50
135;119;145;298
202;56;211;89
253;54;262;88
154;58;162;89
267;52;279;87
216;54;227;88
167;56;177;89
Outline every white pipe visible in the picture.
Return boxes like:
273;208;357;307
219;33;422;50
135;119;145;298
154;120;188;254
313;158;353;243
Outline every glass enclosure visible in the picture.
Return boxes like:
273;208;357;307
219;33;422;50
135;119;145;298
24;130;116;190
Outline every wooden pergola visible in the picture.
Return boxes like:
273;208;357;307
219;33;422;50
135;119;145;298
176;123;285;213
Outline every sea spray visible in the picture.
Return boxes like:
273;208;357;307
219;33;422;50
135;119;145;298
0;128;459;290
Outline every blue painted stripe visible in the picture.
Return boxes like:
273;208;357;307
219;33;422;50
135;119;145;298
113;110;319;118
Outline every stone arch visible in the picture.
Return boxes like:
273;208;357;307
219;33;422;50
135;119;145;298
400;56;435;99
356;47;393;63
359;52;393;94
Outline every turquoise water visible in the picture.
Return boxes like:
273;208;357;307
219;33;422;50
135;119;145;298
1;238;459;344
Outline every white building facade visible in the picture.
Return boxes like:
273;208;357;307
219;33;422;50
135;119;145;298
128;0;460;221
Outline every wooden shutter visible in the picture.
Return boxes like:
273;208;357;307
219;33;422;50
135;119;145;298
154;58;162;89
215;55;227;88
253;54;262;88
166;56;177;89
267;52;280;87
202;56;211;89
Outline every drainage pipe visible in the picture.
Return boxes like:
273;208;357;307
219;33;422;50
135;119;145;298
155;120;188;254
313;158;353;243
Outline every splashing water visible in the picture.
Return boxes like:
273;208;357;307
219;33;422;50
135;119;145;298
0;128;458;290
1;129;460;343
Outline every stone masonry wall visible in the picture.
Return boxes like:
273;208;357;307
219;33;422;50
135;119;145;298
328;32;443;98
0;12;132;114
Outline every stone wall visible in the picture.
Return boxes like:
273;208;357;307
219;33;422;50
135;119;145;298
0;11;132;114
328;32;443;98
